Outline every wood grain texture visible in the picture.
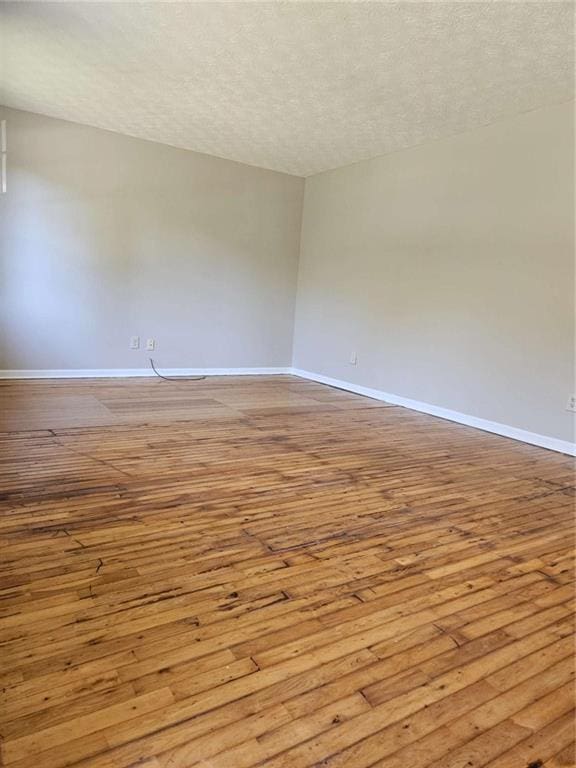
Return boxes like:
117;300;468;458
0;375;574;768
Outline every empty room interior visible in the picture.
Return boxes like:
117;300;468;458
0;2;575;767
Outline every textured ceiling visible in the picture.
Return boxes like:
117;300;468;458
0;1;573;176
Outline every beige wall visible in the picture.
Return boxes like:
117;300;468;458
293;102;575;442
1;104;573;443
0;107;304;371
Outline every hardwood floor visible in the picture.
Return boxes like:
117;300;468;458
0;375;574;768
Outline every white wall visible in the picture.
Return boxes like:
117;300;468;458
1;104;573;446
293;102;575;443
0;107;304;371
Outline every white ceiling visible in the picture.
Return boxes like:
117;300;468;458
0;1;573;177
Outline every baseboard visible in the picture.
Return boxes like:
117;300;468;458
291;368;576;457
0;367;293;379
3;365;573;456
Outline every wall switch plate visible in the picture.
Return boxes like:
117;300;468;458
566;395;576;413
130;336;140;350
146;339;156;351
349;351;358;365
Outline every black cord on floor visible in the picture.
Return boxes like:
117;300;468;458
149;358;206;382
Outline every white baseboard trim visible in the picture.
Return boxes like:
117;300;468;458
291;368;576;457
2;365;573;456
0;367;293;380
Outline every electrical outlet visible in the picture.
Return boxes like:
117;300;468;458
146;338;155;351
130;336;140;350
349;351;358;366
566;395;576;413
